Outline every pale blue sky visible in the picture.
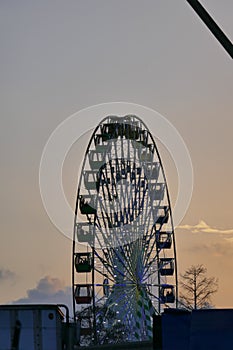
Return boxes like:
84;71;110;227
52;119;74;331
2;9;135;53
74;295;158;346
0;1;232;308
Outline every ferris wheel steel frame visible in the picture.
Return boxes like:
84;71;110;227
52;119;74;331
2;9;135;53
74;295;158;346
72;115;178;345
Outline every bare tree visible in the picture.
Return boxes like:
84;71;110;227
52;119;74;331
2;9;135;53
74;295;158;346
179;264;218;310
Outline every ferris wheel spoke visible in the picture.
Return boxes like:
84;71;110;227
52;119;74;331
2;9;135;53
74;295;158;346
93;253;115;281
96;248;125;280
108;284;138;314
107;288;135;318
143;264;159;283
113;248;135;281
141;232;157;267
94;222;110;250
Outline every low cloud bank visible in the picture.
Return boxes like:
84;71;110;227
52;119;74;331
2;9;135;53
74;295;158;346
13;276;72;311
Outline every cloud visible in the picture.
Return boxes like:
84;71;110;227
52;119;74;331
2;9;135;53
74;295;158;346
0;268;16;281
13;276;72;310
185;240;233;257
177;220;233;258
178;220;233;239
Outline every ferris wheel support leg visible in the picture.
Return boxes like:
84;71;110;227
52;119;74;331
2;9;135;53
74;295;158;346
92;246;98;345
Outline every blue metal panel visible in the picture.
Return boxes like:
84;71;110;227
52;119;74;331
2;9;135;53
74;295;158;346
0;310;11;349
0;305;63;350
162;309;191;350
17;310;34;348
42;329;58;350
189;309;233;350
42;310;57;328
160;308;233;350
41;309;62;350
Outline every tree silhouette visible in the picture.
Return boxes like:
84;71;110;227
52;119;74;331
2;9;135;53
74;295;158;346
179;264;218;310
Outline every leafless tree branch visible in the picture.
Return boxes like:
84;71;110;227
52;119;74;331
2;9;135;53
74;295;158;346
179;264;218;310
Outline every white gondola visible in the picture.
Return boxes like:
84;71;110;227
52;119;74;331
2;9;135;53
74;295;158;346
95;144;110;153
75;252;92;273
140;148;154;162
155;206;169;225
108;116;121;122
160;285;175;304
79;195;97;215
156;231;172;249
122;115;140;127
76;223;94;243
84;171;97;190
88;150;106;170
101;122;123;139
138;129;148;147
94;134;109;145
158;258;174;276
75;284;92;304
150;183;165;201
133;140;145;150
121;118;140;140
145;162;160;179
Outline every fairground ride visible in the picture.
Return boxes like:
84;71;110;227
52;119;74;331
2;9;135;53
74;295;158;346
72;115;178;346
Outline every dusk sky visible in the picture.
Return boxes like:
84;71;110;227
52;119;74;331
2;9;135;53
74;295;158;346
1;0;233;311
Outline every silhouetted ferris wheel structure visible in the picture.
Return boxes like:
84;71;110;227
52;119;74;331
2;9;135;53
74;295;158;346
72;115;178;346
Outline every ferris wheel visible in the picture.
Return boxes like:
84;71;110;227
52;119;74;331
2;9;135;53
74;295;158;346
72;115;178;346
